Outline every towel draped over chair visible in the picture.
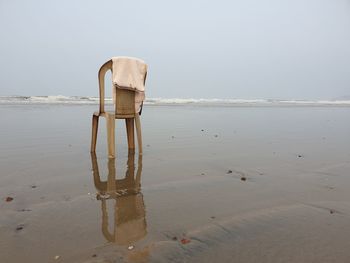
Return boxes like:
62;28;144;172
111;57;147;113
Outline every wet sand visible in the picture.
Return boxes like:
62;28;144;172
0;104;350;262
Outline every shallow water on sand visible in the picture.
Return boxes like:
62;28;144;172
0;105;350;262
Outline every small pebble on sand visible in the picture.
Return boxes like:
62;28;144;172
181;238;191;245
5;197;13;202
16;225;24;231
18;209;31;212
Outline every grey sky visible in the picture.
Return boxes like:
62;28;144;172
1;0;350;99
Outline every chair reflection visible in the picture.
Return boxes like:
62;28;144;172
91;152;146;246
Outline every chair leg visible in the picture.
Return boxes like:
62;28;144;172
91;115;99;153
125;118;135;152
134;114;143;155
106;114;116;158
107;158;116;191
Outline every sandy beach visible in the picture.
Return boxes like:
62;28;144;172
1;104;350;263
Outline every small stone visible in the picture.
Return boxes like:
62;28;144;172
128;245;134;250
181;238;191;245
201;129;204;132
171;136;175;139
172;236;177;241
5;197;13;202
210;216;216;219
330;210;334;214
241;177;247;181
214;134;218;138
16;225;24;231
54;255;60;260
227;170;233;174
201;173;205;176
18;209;31;212
297;154;303;158
92;254;97;257
31;185;37;189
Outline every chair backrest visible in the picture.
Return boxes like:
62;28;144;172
98;58;147;117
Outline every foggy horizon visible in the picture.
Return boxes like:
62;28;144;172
1;0;350;100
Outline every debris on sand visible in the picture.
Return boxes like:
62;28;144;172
54;255;60;260
5;197;13;202
172;236;178;241
181;238;191;245
128;245;134;250
18;209;32;212
16;224;24;231
227;169;248;180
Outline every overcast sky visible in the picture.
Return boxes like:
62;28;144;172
0;0;350;99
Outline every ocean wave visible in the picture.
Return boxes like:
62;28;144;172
0;95;350;106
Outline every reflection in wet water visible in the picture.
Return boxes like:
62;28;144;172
91;153;146;246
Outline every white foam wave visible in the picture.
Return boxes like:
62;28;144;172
0;96;350;106
0;95;108;104
145;98;269;105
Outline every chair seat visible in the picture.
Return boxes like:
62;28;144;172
93;111;136;119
